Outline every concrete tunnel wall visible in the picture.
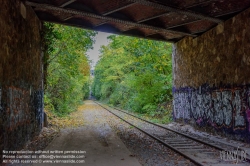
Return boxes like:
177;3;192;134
172;7;250;141
0;0;44;153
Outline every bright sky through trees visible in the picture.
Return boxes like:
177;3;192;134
43;24;173;121
87;32;111;69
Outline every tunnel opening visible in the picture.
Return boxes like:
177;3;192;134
40;21;174;129
2;0;250;164
24;0;250;143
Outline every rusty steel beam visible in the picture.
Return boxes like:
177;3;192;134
136;1;216;23
145;32;158;37
120;27;135;32
40;17;176;43
26;1;196;37
137;12;171;23
170;8;246;33
166;19;202;29
136;1;218;24
60;0;76;7
128;0;222;23
135;1;220;26
215;8;246;17
63;15;75;21
94;21;109;27
102;2;136;16
186;0;216;8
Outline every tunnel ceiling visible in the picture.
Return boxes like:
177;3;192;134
26;0;250;42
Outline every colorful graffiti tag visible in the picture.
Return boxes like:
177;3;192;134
173;84;250;135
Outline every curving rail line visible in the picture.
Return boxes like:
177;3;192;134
94;101;250;166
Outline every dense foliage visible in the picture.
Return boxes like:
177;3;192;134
43;23;96;116
92;35;172;120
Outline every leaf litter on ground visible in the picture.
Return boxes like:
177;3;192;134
22;104;87;152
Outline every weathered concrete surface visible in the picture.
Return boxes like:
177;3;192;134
34;101;141;166
0;0;43;155
172;7;250;141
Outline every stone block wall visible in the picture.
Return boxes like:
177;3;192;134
0;0;43;153
173;8;250;141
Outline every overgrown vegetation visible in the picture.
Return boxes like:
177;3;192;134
42;23;96;116
42;23;172;122
92;35;173;123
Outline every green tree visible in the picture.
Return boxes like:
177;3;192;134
92;35;172;118
43;23;96;116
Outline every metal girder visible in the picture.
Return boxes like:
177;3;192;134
128;0;223;23
137;12;171;23
137;1;219;24
215;8;246;17
40;16;176;43
102;2;136;16
184;8;245;35
145;32;158;37
60;0;76;7
120;27;134;32
26;1;196;37
138;3;240;31
166;19;201;29
94;21;109;27
187;0;216;8
136;0;224;29
63;15;75;21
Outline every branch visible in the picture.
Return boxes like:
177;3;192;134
46;43;66;65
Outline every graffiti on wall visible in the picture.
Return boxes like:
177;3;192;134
173;84;250;133
32;90;44;130
4;86;43;130
6;87;30;129
2;86;44;149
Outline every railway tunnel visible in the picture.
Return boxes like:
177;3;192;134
1;0;250;155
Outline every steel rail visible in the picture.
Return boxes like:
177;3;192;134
112;105;250;160
94;101;250;162
113;107;227;150
94;101;207;166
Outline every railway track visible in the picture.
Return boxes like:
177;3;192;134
94;101;250;166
